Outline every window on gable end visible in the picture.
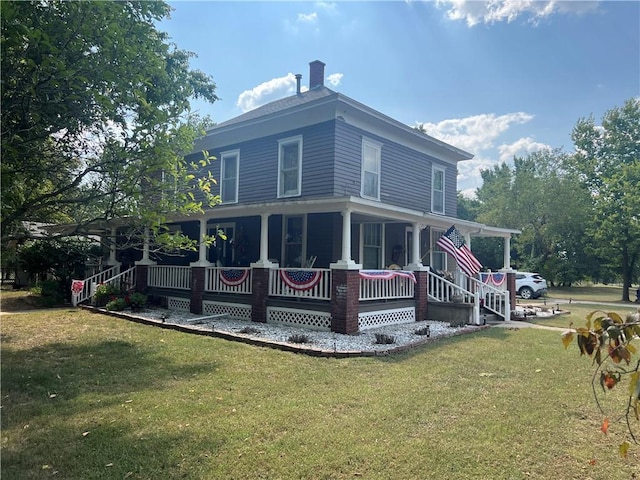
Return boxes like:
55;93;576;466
361;138;382;200
432;166;445;214
220;150;239;204
278;135;303;198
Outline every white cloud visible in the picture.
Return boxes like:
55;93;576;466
297;12;318;23
326;73;344;87
417;112;534;153
435;0;599;27
498;137;551;162
236;73;308;112
456;155;497;185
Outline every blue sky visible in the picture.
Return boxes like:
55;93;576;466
161;1;639;196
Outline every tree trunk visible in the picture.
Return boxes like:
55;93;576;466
621;245;631;302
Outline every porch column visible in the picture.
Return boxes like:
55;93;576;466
330;209;360;270
406;223;427;271
250;213;276;322
330;269;360;334
252;213;277;268
190;218;212;267
503;236;512;270
414;270;429;322
105;228;121;267
136;227;156;266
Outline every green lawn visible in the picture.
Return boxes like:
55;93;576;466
2;302;639;479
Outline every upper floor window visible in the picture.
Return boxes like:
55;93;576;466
220;150;239;204
361;138;382;200
278;135;302;198
432;166;445;214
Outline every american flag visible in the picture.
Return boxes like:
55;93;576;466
436;226;482;277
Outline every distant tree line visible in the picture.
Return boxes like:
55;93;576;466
460;99;640;301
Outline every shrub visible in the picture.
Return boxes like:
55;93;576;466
31;279;65;307
288;333;311;344
126;292;147;310
106;297;128;311
374;333;396;344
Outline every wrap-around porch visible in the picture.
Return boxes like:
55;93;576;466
73;198;518;333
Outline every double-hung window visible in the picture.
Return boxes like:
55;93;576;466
361;138;382;200
278;135;302;198
432;166;445;214
362;223;383;269
220;150;239;204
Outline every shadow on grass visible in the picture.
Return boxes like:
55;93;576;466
1;339;218;429
2;339;223;478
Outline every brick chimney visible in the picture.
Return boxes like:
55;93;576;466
309;60;325;89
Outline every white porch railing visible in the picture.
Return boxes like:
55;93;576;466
205;267;252;294
469;275;510;322
148;265;191;290
71;265;121;306
427;270;474;303
269;268;331;300
359;272;415;301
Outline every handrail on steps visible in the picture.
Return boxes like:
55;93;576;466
72;265;136;306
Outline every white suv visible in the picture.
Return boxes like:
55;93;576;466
515;272;548;299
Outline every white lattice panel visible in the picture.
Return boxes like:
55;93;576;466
202;301;251;321
267;307;331;331
168;296;191;312
358;307;415;330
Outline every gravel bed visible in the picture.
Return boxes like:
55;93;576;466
127;307;479;354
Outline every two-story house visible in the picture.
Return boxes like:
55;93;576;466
74;61;518;332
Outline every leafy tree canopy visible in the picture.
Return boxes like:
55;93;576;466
1;0;219;247
567;98;640;300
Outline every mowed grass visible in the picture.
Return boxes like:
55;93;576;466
2;304;640;479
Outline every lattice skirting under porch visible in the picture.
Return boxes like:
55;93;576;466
168;296;191;312
358;306;415;330
267;306;331;331
203;301;251;321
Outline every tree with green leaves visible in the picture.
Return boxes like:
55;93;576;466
1;1;219;250
474;149;592;285
567;99;640;301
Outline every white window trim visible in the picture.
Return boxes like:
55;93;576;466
360;137;382;200
431;165;445;214
220;149;240;204
277;135;303;198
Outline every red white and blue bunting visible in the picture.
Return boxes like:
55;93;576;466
359;270;417;283
480;272;506;287
280;269;323;291
219;269;250;287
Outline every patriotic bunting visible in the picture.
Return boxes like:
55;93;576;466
359;270;417;283
481;272;506;286
219;269;250;287
280;269;323;291
436;225;482;277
